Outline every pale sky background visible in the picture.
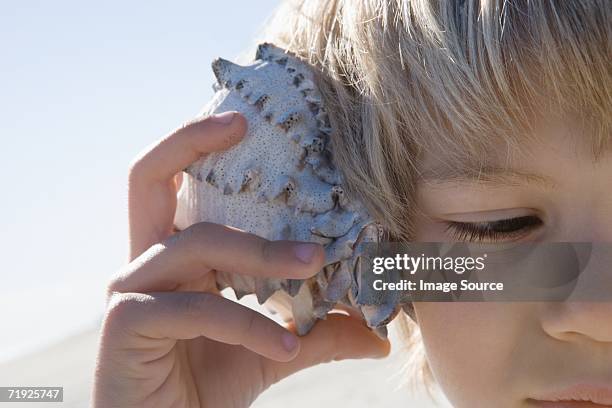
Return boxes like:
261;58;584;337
0;0;282;362
0;4;451;405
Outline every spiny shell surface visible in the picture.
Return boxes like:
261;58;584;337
175;43;401;336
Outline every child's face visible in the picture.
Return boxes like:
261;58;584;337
412;120;612;407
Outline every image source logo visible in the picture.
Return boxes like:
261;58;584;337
357;242;612;301
371;252;487;275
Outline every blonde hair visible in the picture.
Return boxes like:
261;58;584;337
254;0;611;391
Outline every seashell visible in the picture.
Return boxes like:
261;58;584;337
174;43;401;337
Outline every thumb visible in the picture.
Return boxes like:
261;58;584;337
264;313;391;383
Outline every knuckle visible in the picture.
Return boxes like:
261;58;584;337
165;222;212;254
106;266;130;296
184;221;214;239
259;239;288;277
102;293;155;340
104;292;140;327
127;154;148;186
259;239;279;273
104;262;140;299
182;221;212;242
181;293;213;317
260;239;273;263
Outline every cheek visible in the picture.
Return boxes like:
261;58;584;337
413;302;532;407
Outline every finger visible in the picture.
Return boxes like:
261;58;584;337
264;314;391;381
128;111;248;260
104;291;300;362
109;222;325;294
129;111;247;188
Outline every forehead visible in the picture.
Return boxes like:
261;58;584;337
416;119;610;186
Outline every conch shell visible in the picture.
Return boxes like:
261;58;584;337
175;43;401;336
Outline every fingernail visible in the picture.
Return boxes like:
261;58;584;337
281;332;298;352
293;243;317;264
210;111;235;124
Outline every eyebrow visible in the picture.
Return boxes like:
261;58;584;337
417;165;557;189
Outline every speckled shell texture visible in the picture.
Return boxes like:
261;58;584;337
175;43;399;336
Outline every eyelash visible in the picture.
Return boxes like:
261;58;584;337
444;215;543;242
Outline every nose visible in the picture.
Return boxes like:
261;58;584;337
541;302;612;343
539;244;612;343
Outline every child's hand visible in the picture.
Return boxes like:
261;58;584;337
92;111;390;408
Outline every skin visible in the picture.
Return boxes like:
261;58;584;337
92;111;390;408
412;120;612;407
93;111;611;407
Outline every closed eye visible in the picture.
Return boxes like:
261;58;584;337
443;215;543;242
